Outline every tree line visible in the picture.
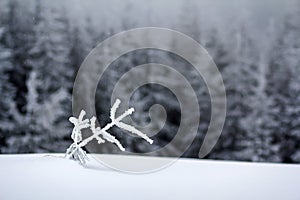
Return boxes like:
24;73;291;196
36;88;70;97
0;0;300;163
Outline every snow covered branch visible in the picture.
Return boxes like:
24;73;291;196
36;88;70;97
65;99;153;165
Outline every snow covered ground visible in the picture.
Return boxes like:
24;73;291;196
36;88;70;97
0;154;300;200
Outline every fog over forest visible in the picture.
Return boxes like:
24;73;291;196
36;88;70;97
0;0;300;163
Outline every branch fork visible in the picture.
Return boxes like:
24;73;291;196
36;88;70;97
65;99;153;165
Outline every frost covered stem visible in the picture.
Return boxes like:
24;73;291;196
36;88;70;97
65;99;153;164
78;107;135;148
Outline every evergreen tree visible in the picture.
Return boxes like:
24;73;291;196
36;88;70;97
0;22;15;150
3;1;74;152
239;21;280;162
4;0;34;113
265;2;300;162
210;24;259;161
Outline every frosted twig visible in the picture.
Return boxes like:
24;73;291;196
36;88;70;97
65;99;153;165
68;110;89;143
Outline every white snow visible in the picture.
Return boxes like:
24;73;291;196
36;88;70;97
0;154;300;200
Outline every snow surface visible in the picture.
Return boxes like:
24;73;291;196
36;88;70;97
0;154;300;200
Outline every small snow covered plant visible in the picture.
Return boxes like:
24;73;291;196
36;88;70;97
65;99;153;165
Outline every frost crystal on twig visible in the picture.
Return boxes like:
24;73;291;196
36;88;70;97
69;110;90;143
65;99;153;165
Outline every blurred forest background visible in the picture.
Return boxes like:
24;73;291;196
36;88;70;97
0;0;300;163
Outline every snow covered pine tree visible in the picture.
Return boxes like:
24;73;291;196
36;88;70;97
65;99;153;165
